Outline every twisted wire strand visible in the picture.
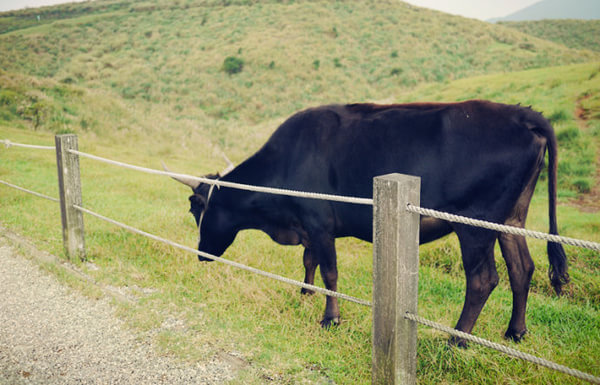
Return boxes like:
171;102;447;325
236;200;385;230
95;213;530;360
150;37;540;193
67;149;374;205
1;139;55;150
404;312;600;384
407;204;600;251
0;179;59;202
73;204;372;307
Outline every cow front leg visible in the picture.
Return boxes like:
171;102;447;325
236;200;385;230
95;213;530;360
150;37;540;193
320;266;340;328
301;247;318;295
451;230;498;347
311;235;340;328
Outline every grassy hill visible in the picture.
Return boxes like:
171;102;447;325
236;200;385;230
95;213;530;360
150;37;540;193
1;0;598;128
1;1;599;384
500;19;600;52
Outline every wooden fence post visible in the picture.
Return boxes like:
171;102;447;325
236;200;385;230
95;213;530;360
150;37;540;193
55;134;86;261
372;173;420;385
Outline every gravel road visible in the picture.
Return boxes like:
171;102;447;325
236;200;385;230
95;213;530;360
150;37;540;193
0;235;234;384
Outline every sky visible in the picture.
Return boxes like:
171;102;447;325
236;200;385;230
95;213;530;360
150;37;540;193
0;0;87;13
402;0;541;20
0;0;541;20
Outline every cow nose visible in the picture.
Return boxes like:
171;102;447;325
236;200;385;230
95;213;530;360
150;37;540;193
197;255;213;262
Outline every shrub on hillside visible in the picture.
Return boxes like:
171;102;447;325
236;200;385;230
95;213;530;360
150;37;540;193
222;56;244;75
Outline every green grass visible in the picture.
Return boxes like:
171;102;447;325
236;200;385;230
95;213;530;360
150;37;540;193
0;0;599;383
2;62;599;385
500;19;600;52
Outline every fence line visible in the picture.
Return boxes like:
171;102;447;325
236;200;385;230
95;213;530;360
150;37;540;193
0;177;371;306
2;137;599;383
407;204;600;252
73;204;372;307
2;139;55;150
404;312;600;384
67;149;374;205
65;148;600;251
0;179;59;202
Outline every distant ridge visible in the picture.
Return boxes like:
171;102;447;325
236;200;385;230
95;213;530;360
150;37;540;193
490;0;600;22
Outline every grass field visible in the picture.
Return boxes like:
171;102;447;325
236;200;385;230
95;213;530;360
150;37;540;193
1;62;598;384
1;1;599;383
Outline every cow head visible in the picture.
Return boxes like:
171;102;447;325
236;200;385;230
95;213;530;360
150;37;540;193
163;158;238;261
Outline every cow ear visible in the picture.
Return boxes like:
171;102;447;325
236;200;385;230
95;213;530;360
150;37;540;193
189;194;207;212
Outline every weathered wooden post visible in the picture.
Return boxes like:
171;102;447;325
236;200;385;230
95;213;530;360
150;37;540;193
55;134;86;261
372;173;420;385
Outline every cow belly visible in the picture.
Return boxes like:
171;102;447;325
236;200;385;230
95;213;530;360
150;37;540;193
419;217;453;244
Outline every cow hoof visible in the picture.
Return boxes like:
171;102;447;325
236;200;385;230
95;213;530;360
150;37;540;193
301;288;315;295
320;316;340;329
448;336;468;349
505;328;527;342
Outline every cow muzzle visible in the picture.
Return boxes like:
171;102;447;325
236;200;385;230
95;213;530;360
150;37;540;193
198;255;214;262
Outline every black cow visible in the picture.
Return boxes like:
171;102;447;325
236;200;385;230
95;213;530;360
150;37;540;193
170;100;569;343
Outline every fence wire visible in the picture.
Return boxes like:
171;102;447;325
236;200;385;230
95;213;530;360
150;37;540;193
73;204;372;307
404;312;600;384
2;139;55;150
67;149;374;205
0;179;59;202
407;204;600;252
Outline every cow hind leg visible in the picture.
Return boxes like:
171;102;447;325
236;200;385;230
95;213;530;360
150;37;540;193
451;228;499;347
301;247;318;295
499;156;541;341
498;233;534;342
498;181;538;341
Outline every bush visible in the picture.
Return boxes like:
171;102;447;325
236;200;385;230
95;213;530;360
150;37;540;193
0;89;20;105
222;56;244;74
573;178;592;193
548;109;570;124
556;126;580;144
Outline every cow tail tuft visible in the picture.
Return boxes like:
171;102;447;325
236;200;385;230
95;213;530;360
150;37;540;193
534;111;570;296
548;241;569;295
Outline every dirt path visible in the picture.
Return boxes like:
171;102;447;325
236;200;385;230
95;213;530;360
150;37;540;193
570;95;600;212
0;234;234;385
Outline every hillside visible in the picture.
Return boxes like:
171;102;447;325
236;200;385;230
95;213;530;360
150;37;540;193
490;0;600;22
500;19;600;52
0;0;597;148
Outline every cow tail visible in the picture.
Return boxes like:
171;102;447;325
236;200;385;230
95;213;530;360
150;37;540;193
538;116;570;295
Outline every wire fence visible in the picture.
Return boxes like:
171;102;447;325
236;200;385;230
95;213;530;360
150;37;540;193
1;137;599;384
73;203;372;307
67;149;374;206
2;138;55;150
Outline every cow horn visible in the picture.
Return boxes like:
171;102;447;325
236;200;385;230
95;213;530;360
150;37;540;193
161;161;201;190
219;152;235;177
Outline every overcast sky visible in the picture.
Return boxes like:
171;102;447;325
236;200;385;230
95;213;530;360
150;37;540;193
402;0;541;20
0;0;541;20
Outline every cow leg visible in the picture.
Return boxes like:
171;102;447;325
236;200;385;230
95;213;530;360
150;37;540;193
497;170;539;342
498;233;534;342
310;234;340;328
301;247;318;295
452;228;499;347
